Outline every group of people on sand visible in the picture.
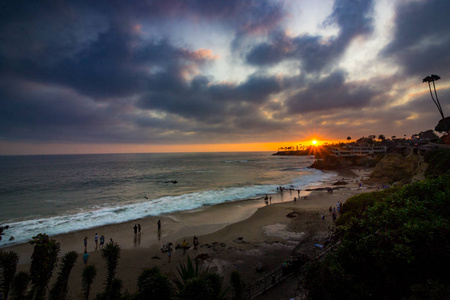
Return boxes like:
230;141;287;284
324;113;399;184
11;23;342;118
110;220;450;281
161;235;200;263
321;201;344;222
83;233;106;265
84;233;105;252
133;224;142;234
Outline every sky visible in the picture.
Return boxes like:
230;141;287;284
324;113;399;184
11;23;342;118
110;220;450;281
1;0;450;155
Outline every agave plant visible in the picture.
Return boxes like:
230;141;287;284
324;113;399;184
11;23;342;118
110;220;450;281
171;256;228;300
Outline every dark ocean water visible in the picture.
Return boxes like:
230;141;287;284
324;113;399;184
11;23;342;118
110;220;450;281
0;152;334;246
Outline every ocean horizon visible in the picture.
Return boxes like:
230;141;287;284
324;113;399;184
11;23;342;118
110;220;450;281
0;152;335;246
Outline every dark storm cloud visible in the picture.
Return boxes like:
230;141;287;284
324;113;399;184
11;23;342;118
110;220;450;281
0;79;117;142
285;70;379;113
0;0;289;145
246;0;374;72
136;73;282;123
381;0;450;78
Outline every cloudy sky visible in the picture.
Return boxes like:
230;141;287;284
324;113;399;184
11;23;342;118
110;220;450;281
1;0;449;154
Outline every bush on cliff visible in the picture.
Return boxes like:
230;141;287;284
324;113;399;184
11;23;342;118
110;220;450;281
424;149;450;178
335;187;400;227
303;176;450;299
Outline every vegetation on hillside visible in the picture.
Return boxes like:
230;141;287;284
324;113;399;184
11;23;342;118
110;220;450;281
303;176;450;299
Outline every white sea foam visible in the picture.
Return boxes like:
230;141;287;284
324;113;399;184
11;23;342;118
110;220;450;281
1;167;334;246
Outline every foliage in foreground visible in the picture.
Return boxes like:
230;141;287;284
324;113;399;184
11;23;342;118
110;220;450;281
171;256;228;300
303;176;450;299
49;251;78;300
29;233;61;300
10;271;30;300
0;249;19;300
424;149;450;178
82;265;97;300
135;267;173;300
97;241;122;300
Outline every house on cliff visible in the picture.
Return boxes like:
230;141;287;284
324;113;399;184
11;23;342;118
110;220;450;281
331;145;387;157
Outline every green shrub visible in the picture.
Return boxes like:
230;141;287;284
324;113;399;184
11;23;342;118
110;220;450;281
303;177;450;299
10;271;29;300
424;149;450;178
135;267;173;300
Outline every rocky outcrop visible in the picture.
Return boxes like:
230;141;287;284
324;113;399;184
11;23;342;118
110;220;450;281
310;155;380;170
370;152;427;184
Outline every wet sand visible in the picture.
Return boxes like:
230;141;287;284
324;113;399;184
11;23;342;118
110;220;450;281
6;168;374;299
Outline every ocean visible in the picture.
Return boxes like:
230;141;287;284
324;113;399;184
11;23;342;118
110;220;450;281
0;152;334;246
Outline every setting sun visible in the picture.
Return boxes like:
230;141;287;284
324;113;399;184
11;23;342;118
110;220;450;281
312;140;317;145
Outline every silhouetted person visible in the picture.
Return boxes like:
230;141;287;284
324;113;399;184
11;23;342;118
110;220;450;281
84;236;88;251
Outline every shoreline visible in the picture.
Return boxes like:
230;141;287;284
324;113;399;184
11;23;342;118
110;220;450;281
1;166;330;248
5;168;374;299
1;167;339;251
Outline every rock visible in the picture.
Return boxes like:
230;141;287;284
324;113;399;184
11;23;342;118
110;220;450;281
195;253;209;261
286;211;299;218
255;262;266;273
332;180;348;185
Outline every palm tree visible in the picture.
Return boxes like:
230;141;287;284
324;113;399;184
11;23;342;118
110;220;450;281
49;251;78;300
101;241;121;298
81;265;97;300
0;250;19;300
423;74;445;119
28;233;61;300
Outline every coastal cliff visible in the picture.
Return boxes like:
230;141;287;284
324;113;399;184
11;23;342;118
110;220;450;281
369;152;427;184
310;151;429;185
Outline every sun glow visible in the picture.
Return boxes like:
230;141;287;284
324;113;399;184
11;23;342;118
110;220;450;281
312;140;317;145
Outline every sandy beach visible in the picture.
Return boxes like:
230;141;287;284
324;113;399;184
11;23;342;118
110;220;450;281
6;168;374;299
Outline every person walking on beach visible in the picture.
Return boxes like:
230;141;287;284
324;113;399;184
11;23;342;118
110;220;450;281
95;233;99;250
138;224;141;233
134;224;138;235
158;220;161;230
100;235;105;249
84;236;88;251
